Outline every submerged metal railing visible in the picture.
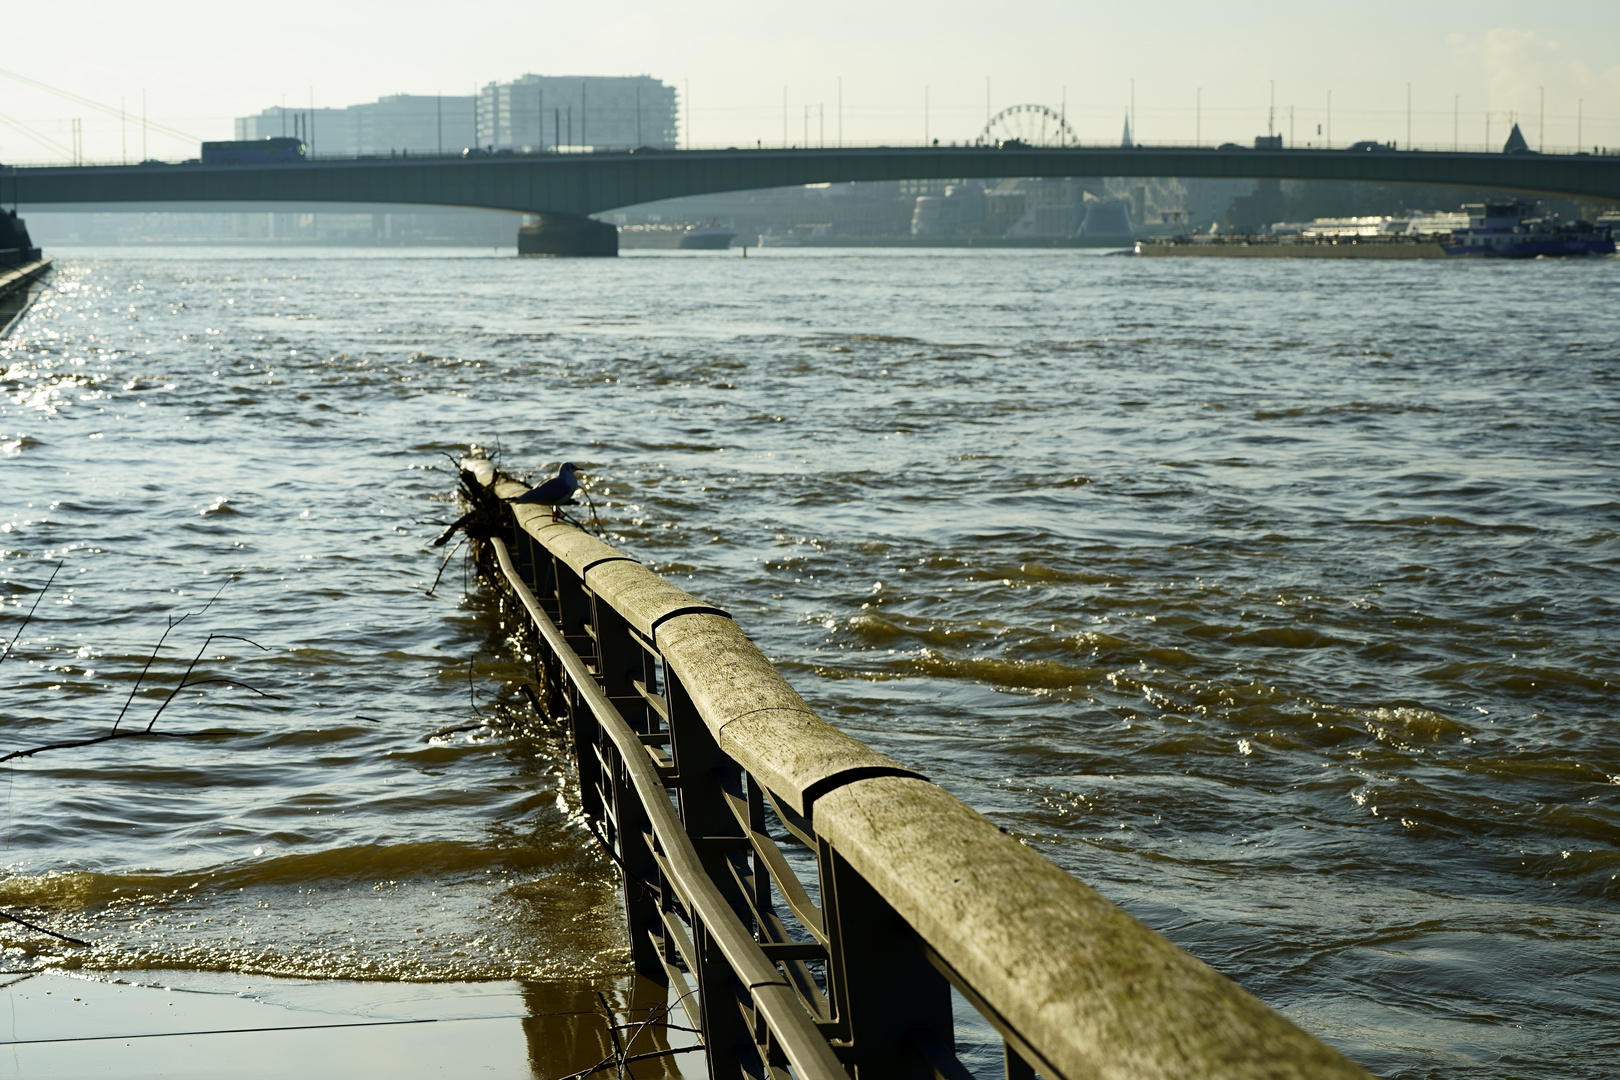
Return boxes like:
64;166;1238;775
460;458;1374;1080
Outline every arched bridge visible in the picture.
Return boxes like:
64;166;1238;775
9;145;1619;254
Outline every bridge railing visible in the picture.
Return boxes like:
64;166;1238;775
10;141;1620;170
461;458;1370;1080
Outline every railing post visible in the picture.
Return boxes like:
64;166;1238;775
522;532;553;600
550;560;604;826
591;599;648;732
822;844;952;1080
564;677;605;823
692;915;753;1080
663;672;748;900
553;560;595;664
592;596;665;983
512;521;535;586
665;670;755;1080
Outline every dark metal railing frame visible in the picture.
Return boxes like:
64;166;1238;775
477;497;1032;1080
463;462;1374;1080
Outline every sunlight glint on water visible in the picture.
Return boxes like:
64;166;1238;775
1;247;1616;1079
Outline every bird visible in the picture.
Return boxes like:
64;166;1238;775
509;462;580;520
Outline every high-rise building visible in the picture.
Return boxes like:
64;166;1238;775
476;76;678;151
236;95;476;157
352;95;476;156
234;106;349;153
235;80;677;156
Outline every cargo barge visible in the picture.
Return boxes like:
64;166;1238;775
1136;235;1444;258
1137;200;1613;259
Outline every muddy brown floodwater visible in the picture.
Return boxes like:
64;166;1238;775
2;247;1616;1078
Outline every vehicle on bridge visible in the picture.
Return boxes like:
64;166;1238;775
200;138;306;165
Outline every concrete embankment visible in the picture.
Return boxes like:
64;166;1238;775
0;259;53;336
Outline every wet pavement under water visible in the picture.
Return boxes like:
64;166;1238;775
0;969;699;1078
0;247;1616;1077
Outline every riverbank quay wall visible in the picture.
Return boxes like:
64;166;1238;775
0;259;51;337
456;460;1374;1080
10;146;1620;221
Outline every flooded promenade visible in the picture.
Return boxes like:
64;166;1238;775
1;248;1616;1078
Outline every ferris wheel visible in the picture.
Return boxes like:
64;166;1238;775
979;104;1077;147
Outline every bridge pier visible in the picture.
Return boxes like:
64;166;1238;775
517;212;618;257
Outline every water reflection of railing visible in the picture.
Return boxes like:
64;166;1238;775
462;459;1374;1080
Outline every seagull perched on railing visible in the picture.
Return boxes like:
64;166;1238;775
509;462;580;520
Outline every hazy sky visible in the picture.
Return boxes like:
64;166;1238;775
4;0;1618;162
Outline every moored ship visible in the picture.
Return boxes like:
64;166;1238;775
1442;200;1614;258
677;225;737;250
1138;200;1615;259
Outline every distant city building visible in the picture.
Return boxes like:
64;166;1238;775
1080;201;1133;239
235;106;347;152
911;183;985;236
236;95;475;157
476;75;678;151
233;76;677;157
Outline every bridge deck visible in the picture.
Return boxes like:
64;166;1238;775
9;146;1619;217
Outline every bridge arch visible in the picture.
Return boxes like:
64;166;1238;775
9;145;1618;252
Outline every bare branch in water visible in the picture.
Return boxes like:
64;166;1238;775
466;655;485;722
0;573;266;953
559;988;704;1080
113;575;242;733
0;729;188;763
562;1047;704;1080
0;561;63;669
0;909;88;947
10;591;276;761
112;614;185;734
425;536;465;597
143;633;271;734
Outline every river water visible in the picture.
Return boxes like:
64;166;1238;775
1;247;1616;1078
